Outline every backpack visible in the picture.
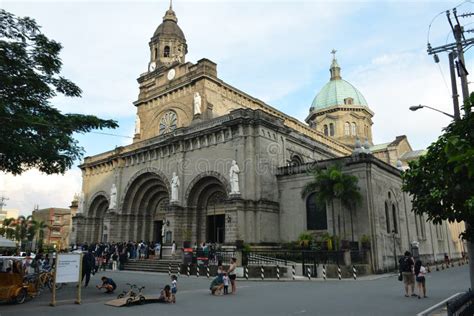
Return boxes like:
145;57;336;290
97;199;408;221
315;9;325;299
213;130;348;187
400;257;412;272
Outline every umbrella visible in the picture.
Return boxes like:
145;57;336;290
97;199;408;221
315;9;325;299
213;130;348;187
0;236;16;248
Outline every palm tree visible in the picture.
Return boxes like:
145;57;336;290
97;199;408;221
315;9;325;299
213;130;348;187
1;217;16;239
301;164;361;248
28;219;49;250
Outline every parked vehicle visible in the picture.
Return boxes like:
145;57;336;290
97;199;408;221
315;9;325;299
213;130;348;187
0;257;41;304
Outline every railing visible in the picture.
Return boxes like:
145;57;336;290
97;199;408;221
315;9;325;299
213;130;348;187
243;250;348;266
192;249;236;265
447;289;474;316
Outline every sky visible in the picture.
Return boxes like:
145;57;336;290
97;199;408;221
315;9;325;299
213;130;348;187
1;0;472;215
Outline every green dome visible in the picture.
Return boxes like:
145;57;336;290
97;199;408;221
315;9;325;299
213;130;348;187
311;78;368;111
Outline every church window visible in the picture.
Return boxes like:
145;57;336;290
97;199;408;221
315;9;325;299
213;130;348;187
323;125;328;136
351;122;357;136
344;122;350;136
154;47;158;60
306;193;327;230
329;123;335;136
344;97;353;105
164;46;170;57
392;204;398;234
385;202;390;233
159;111;178;134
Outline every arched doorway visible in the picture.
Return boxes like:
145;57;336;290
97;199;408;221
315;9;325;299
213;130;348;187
88;195;109;242
122;172;170;242
186;175;228;244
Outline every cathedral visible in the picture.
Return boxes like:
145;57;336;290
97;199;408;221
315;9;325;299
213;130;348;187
72;4;464;272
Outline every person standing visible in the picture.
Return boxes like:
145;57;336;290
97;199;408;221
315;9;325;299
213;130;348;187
171;275;178;303
399;251;415;297
228;257;237;294
223;273;229;295
82;250;95;287
415;260;427;298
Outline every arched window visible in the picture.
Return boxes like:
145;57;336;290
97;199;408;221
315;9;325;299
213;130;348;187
344;122;350;136
385;202;390;233
323;125;328;136
392;204;398;233
290;155;303;167
164;46;170;57
329;123;335;136
306;193;327;230
351;122;357;136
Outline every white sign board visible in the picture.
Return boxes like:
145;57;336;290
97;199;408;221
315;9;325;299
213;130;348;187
56;254;81;283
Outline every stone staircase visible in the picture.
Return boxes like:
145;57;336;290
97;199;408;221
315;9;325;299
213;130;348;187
123;258;181;273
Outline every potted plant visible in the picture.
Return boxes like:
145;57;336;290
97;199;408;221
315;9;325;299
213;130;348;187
298;232;312;249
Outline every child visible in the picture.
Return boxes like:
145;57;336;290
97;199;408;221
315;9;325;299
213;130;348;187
414;260;427;299
222;272;229;295
96;276;116;293
223;272;229;295
171;275;178;303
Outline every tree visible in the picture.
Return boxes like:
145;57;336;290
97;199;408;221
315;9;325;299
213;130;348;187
0;9;118;175
402;93;474;288
301;164;362;248
1;217;16;239
402;94;474;240
27;219;48;250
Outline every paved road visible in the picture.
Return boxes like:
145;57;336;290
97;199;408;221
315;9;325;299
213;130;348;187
0;265;469;316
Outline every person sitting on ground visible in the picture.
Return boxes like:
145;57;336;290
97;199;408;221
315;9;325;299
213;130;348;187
96;276;117;293
157;285;173;303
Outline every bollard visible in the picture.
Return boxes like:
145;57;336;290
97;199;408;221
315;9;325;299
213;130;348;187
245;266;249;280
177;264;181;277
261;266;265;280
322;265;327;281
352;265;357;280
206;265;210;279
187;264;191;277
196;265;200;278
441;263;445;270
451;261;454;268
292;265;296;280
168;263;171;276
436;262;439;271
427;263;431;273
307;266;311;280
337;265;342;280
276;265;280;280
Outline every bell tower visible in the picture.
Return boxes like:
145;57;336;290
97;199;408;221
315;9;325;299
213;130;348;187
148;1;188;72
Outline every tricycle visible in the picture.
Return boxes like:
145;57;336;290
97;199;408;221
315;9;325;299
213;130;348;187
0;256;41;304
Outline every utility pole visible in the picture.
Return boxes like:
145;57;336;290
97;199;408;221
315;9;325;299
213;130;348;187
427;7;474;290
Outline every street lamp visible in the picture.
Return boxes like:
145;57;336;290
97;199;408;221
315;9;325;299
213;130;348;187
409;105;455;119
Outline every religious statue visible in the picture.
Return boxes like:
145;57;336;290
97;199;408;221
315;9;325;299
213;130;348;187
109;183;117;210
77;192;85;214
193;92;202;116
173;46;184;63
170;172;180;202
134;114;141;135
229;160;240;194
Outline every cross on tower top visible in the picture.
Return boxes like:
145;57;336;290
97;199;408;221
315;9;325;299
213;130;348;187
331;49;337;60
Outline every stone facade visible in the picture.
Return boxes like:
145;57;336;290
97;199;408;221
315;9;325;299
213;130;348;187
71;5;465;273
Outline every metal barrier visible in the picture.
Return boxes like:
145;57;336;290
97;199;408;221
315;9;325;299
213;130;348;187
447;289;474;316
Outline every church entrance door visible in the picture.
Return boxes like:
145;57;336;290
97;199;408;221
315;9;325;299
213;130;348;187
153;220;163;244
207;215;225;243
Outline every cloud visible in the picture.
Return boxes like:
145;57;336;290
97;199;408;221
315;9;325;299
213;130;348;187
0;169;82;216
349;50;455;149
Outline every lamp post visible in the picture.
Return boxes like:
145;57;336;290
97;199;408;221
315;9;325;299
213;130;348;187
409;105;455;119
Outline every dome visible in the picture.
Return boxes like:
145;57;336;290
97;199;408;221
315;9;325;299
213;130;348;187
152;8;186;41
310;79;368;111
310;54;368;111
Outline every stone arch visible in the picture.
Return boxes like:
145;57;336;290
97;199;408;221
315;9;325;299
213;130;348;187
87;191;108;218
120;168;170;241
120;167;170;211
184;172;230;244
148;102;192;132
184;171;231;207
289;153;304;167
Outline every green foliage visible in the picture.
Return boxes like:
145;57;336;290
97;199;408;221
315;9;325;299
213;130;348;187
0;9;118;175
301;164;362;247
360;234;370;244
297;232;313;242
402;93;474;241
242;243;252;253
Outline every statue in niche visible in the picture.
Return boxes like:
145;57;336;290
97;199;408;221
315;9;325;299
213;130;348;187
193;92;202;116
229;160;240;194
109;183;117;210
170;172;180;202
134;114;141;135
77;192;85;214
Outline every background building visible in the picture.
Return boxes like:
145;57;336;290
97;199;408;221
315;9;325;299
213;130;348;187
33;207;72;250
